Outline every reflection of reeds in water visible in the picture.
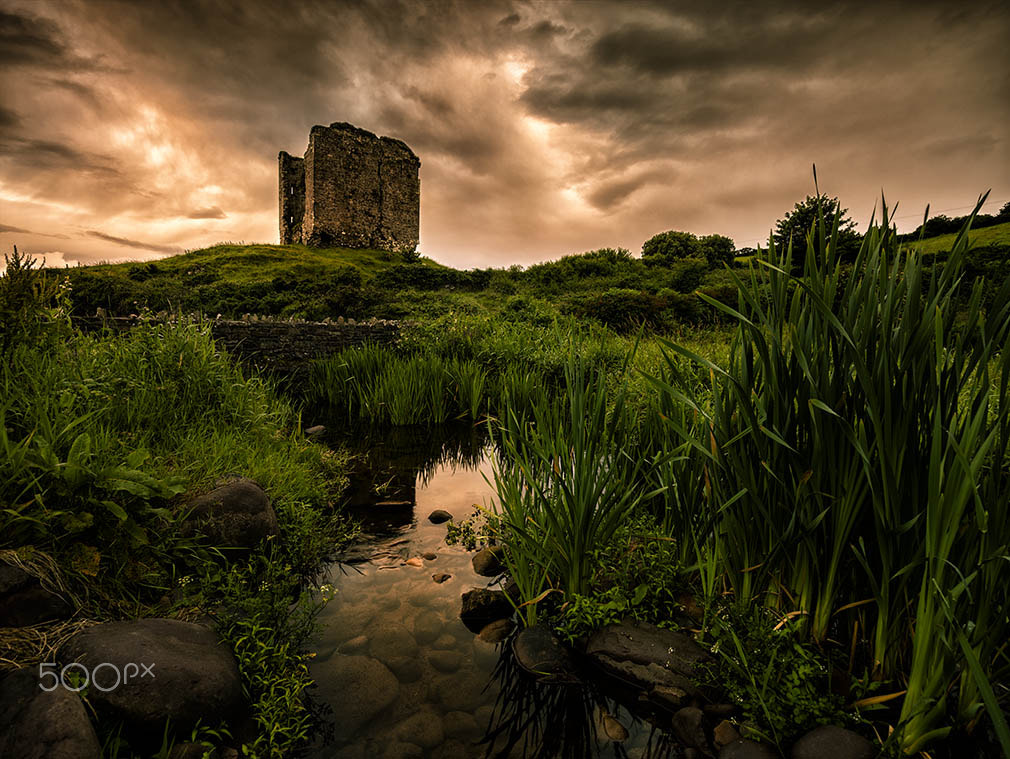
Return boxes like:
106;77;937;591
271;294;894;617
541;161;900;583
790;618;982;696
478;639;678;759
339;422;490;487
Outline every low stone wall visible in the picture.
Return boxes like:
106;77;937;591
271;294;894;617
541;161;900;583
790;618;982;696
72;315;400;374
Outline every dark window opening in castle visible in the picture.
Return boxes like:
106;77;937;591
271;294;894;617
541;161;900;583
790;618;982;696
278;122;420;253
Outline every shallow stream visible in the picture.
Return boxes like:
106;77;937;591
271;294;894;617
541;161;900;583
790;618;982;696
306;427;682;759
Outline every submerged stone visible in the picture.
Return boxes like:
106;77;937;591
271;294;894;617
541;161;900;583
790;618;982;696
316;655;399;738
428;509;452;524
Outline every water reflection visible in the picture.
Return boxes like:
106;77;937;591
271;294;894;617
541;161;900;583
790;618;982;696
307;426;680;758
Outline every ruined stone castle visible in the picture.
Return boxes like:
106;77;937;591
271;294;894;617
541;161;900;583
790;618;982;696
278;122;420;252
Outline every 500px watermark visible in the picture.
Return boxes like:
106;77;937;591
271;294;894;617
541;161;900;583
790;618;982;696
38;662;155;692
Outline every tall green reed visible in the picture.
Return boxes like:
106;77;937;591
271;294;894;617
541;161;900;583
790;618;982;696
490;345;655;622
648;191;1009;752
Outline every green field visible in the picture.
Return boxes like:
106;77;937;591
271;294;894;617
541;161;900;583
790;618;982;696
905;220;1010;255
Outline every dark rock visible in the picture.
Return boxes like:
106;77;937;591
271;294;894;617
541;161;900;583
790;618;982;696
304;425;326;436
0;667;101;759
513;625;579;681
182;478;278;548
593;655;701;700
432;573;452;584
0;564;73;627
586;619;709;677
471;546;504;577
672;706;710;754
713;720;741;749
428;509;453;524
477;618;514;644
60;618;244;734
648;684;693;711
791;726;875;759
314;655;399;738
428;650;462;674
422;552;438;561
719;739;778;759
460;588;513;632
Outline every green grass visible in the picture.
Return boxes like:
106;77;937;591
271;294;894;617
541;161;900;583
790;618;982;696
905;220;1010;255
85;242;449;281
1;250;357;757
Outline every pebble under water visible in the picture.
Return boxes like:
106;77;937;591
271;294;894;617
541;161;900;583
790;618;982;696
306;429;684;759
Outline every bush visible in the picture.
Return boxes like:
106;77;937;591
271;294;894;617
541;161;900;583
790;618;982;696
0;247;71;354
571;288;667;333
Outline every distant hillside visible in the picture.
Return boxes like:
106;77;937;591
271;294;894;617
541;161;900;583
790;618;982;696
57;222;1009;330
905;220;1010;255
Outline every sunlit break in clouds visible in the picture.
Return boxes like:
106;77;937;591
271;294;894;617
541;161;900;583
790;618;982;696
1;0;1008;269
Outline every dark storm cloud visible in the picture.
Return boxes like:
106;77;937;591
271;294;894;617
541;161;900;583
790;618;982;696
85;231;182;255
187;206;227;219
0;8;66;66
0;223;70;238
0;135;119;174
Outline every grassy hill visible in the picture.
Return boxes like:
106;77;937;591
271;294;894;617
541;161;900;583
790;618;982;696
56;220;1009;330
904;220;1010;255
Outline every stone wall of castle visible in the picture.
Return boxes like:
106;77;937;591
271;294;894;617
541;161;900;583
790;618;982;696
278;152;305;246
279;122;419;252
74;315;400;376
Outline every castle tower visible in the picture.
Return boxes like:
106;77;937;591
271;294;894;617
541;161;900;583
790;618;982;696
279;123;420;252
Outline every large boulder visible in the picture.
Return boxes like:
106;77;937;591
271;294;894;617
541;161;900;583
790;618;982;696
60;618;245;734
585;619;709;706
586;619;709;676
791;726;875;759
460;588;513;632
0;667;101;759
0;563;73;627
181;478;278;548
513;625;579;682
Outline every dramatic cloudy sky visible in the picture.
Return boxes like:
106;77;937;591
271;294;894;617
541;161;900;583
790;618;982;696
1;0;1008;269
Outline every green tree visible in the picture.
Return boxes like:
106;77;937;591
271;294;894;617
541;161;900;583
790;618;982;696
641;230;700;264
697;234;735;268
773;194;860;265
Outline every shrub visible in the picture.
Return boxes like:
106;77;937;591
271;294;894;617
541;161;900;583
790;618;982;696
572;288;667;333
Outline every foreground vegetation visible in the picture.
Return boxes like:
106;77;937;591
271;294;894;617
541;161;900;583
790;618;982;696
484;202;1010;756
5;192;1008;757
0;250;354;757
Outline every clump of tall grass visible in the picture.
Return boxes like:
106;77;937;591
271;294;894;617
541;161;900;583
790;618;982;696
649;193;1010;753
490;346;655;624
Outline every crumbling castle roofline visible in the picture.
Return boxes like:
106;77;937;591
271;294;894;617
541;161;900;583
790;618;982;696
279;122;420;252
